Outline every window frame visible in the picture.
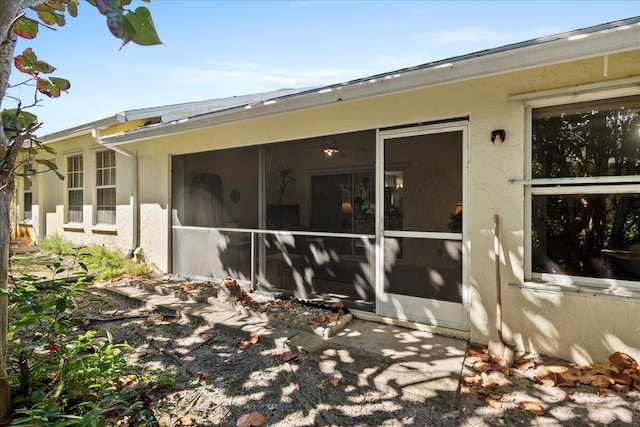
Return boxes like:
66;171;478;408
95;150;116;225
66;154;83;224
524;90;640;290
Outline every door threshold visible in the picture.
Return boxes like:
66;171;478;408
350;309;470;341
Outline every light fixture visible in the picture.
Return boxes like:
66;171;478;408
324;147;339;157
491;129;506;145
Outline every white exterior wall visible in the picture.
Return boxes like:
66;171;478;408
36;49;640;364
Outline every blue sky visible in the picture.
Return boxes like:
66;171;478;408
5;0;640;135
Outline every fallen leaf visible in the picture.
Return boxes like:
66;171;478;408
82;319;91;326
330;377;341;388
472;361;493;372
148;313;164;323
237;411;266;427
309;315;326;327
481;372;497;390
239;333;260;349
198;371;209;379
283;300;293;309
609;352;638;371
486;396;503;409
463;374;482;385
44;343;61;352
467;346;487;356
611;372;632;385
132;350;148;359
327;312;339;323
180;282;195;292
514;358;536;371
181;414;196;426
519;401;545;416
590;375;613;388
279;351;296;361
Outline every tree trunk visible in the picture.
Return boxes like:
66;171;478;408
0;189;11;420
0;2;24;420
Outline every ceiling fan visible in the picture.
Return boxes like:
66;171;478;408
311;138;367;158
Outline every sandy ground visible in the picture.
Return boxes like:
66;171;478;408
61;284;640;427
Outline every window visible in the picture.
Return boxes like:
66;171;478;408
23;163;32;221
67;155;83;223
530;95;640;285
96;150;116;224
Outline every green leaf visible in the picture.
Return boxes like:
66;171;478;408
67;0;79;17
36;77;61;97
50;76;71;91
1;109;38;138
36;9;57;25
12;17;39;39
123;7;162;46
14;48;56;76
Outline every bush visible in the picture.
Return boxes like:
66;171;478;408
39;236;150;281
4;271;155;426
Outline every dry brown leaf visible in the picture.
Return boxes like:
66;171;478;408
463;374;482;385
309;315;326;327
327;312;339;323
237;411;266;427
519;401;545;416
612;382;631;392
283;300;293;310
467;354;491;364
590;375;613;388
472;361;493;373
498;365;510;376
181;414;196;426
538;378;556;388
611;372;632;385
148;313;164;323
481;372;498;390
467;346;487;356
82;319;91;326
555;373;576;387
609;352;638;371
577;373;597;384
279;351;296;361
486;396;503;409
239;333;260;349
198;371;209;379
132;350;148;359
180;282;195;292
514;358;536;371
330;377;341;388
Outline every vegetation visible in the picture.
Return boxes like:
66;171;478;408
3;249;156;426
37;235;151;281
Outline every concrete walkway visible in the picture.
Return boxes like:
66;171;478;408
106;282;468;407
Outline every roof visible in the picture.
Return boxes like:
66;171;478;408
47;17;640;145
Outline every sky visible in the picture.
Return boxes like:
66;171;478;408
5;0;640;135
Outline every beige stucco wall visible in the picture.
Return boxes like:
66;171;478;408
33;133;136;256
38;49;640;364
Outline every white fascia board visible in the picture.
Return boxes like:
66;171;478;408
101;23;640;146
41;116;119;143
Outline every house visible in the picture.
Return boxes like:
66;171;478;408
13;17;640;364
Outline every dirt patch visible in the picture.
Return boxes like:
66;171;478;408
83;276;640;426
118;275;354;338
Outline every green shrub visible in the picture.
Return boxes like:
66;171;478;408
39;236;150;281
4;265;156;426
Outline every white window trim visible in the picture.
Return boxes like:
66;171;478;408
521;85;640;291
95;150;116;225
66;154;84;225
